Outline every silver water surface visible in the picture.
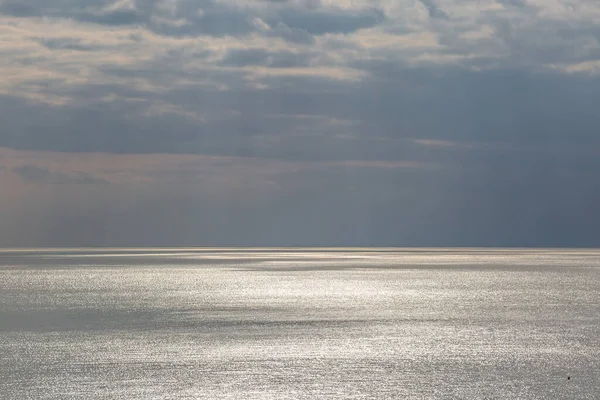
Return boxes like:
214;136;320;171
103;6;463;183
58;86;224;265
1;249;599;399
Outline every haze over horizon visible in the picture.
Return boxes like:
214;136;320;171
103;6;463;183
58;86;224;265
1;0;600;247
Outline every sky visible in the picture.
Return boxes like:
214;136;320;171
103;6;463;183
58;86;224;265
1;0;600;247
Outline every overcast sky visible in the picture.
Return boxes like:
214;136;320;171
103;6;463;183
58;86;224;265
1;0;599;247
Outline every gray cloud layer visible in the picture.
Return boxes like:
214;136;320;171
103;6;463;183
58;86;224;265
12;165;108;184
1;0;599;246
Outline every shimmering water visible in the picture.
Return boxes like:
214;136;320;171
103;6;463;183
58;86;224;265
1;248;599;399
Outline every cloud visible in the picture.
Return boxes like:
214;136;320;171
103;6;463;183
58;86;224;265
1;0;600;246
219;48;312;68
3;146;599;247
2;65;600;162
413;139;466;148
0;2;39;17
2;0;600;113
551;59;600;74
12;165;108;184
267;7;384;35
36;37;105;51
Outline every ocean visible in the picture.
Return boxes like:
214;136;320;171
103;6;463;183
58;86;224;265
1;248;598;399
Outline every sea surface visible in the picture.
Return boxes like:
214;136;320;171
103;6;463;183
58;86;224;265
0;248;598;399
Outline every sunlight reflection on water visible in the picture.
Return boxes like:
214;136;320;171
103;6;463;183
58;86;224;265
1;249;598;399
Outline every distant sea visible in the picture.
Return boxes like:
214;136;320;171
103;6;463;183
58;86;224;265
1;248;598;399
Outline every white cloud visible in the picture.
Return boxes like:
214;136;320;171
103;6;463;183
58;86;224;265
103;0;136;12
1;0;600;155
550;59;600;74
459;25;495;41
2;0;600;112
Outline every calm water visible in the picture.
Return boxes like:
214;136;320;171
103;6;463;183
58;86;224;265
1;248;598;399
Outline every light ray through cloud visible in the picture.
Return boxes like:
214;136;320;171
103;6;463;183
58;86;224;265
1;0;599;246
